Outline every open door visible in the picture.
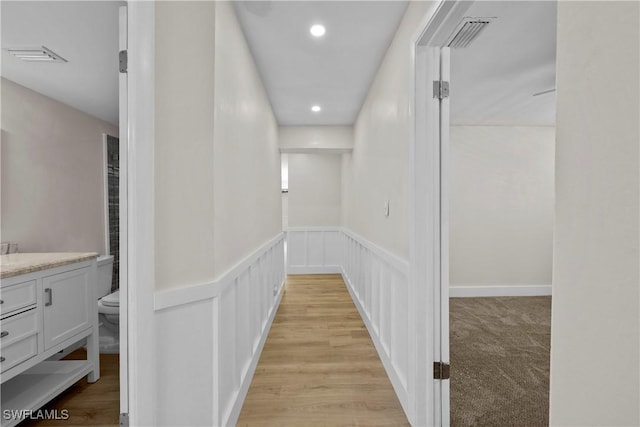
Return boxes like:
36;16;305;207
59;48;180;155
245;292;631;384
437;46;451;426
413;3;473;425
118;5;129;423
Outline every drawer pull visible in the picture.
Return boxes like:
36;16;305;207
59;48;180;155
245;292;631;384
0;356;4;363
45;288;53;307
0;331;8;338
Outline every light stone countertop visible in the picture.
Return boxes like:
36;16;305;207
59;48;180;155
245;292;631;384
0;252;98;279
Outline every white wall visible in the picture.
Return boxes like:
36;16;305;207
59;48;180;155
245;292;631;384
153;2;284;425
287;153;342;227
340;3;436;423
345;1;434;259
279;126;353;152
450;126;554;287
155;1;216;291
550;2;639;425
154;1;281;290
212;1;282;278
0;78;117;254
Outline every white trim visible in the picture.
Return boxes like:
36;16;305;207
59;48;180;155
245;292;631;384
117;5;129;416
341;266;408;408
126;2;155;425
279;147;352;154
341;230;411;416
154;281;220;311
286;228;344;275
152;234;285;426
225;285;284;427
450;284;552;298
409;1;475;425
285;226;342;232
288;266;342;275
342;229;409;276
154;233;285;311
101;134;110;256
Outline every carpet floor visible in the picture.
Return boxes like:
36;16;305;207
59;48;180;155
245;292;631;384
450;296;551;427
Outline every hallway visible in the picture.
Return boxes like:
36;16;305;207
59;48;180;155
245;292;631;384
237;275;409;426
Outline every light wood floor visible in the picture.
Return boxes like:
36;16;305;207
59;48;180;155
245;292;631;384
20;349;119;427
237;274;409;427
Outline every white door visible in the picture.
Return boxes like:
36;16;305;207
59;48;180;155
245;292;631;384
118;5;129;419
437;46;452;426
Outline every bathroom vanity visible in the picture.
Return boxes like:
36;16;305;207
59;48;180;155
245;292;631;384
0;253;100;427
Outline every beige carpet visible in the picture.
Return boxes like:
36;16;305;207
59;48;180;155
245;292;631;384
450;296;551;426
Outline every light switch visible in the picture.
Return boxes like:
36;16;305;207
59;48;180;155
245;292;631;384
384;200;390;217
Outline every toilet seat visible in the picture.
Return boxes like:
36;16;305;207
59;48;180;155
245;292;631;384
102;290;120;307
98;290;120;315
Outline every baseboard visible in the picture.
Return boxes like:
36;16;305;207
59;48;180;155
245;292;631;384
450;284;552;297
340;268;409;416
224;280;285;427
287;266;342;275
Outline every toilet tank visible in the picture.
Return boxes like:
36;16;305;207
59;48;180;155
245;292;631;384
97;255;115;299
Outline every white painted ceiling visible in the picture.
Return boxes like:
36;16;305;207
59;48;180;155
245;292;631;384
0;1;555;128
1;1;122;125
236;0;556;127
450;1;557;126
233;1;409;126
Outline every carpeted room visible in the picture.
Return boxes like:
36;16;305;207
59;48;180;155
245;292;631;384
446;2;556;425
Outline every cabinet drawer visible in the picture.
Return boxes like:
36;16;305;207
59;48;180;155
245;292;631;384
0;280;37;318
1;309;38;346
0;334;38;373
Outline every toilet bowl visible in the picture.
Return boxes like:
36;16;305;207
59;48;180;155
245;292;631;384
97;255;119;354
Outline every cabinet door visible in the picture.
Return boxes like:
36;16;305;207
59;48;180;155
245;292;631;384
42;267;91;350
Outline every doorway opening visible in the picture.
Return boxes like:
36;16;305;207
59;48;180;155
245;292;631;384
0;2;131;425
412;1;557;425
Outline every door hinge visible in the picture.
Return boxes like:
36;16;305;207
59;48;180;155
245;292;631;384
119;50;128;74
120;413;129;427
433;80;450;99
434;361;450;380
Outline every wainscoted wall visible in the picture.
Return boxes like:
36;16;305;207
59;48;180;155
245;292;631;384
154;234;285;426
341;229;411;416
287;228;343;274
286;227;410;415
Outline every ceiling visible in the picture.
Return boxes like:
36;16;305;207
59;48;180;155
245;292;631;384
1;1;122;125
0;1;556;129
450;1;557;126
233;1;409;126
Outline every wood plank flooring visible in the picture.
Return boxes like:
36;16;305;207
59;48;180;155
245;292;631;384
19;349;119;427
237;274;409;427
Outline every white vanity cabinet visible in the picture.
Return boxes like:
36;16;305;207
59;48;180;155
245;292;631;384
0;253;100;427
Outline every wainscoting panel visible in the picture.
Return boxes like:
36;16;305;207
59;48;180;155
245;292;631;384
154;233;285;427
154;298;216;426
287;227;343;274
341;230;411;415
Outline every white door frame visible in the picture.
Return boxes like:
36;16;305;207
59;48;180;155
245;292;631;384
123;2;156;425
408;1;474;425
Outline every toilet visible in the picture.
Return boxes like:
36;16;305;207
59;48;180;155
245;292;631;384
97;255;119;353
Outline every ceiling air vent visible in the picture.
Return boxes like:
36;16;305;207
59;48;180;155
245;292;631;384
7;46;67;63
447;17;495;49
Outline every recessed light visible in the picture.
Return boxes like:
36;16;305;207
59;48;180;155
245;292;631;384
311;105;321;113
310;24;326;37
